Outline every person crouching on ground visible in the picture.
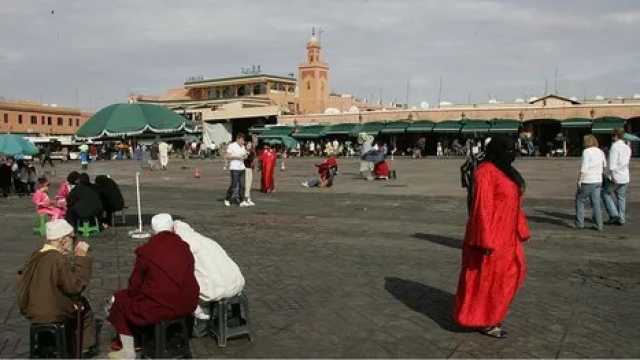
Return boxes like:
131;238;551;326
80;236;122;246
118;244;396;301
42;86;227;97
302;154;338;188
32;177;66;220
172;220;245;336
106;213;199;359
17;219;97;356
453;135;530;338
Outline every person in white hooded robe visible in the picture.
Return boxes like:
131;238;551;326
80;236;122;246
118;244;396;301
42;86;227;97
172;220;245;336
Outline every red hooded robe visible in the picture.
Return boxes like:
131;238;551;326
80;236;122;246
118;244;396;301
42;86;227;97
454;162;530;327
260;149;277;193
108;231;199;335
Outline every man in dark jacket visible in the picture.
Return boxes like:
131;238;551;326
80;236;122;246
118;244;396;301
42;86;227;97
94;175;124;226
65;173;103;229
17;219;96;354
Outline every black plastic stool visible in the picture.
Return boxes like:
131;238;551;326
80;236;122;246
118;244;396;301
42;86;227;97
30;322;69;358
210;292;252;347
141;317;191;359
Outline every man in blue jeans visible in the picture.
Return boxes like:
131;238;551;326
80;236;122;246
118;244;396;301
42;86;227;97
224;133;249;207
603;128;631;225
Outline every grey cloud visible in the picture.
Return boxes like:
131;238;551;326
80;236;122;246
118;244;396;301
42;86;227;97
1;0;639;110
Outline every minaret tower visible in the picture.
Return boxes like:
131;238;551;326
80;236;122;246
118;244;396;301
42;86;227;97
297;27;330;114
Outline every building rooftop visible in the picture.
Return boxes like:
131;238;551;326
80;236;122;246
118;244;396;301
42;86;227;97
184;73;297;87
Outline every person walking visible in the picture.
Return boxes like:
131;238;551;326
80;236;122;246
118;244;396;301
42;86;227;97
79;142;89;170
224;133;249;207
575;134;607;231
158;140;169;170
603;128;631;225
243;141;256;206
454;135;530;338
259;144;277;193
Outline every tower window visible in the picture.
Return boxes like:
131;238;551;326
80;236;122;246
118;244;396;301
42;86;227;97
307;81;311;90
18;114;23;124
3;114;7;123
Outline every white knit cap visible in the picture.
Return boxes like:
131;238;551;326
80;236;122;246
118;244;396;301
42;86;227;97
46;219;74;241
151;213;173;233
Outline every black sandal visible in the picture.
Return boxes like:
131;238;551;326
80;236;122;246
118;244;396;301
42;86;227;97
479;326;507;338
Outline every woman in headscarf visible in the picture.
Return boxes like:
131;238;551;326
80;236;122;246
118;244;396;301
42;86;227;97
453;135;530;338
55;171;80;209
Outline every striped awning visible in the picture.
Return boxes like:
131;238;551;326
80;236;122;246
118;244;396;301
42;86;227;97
406;120;435;133
292;125;327;139
561;118;592;128
591;117;626;134
324;123;359;135
380;121;410;134
461;120;491;134
432;120;462;133
490;119;521;133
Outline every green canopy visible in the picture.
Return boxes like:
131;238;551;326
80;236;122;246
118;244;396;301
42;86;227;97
351;122;385;136
292;125;326;139
380;121;409;134
432;120;462;133
324;123;359;135
561;118;592;128
258;126;294;138
248;126;266;135
624;133;640;142
591;117;626;134
461;120;491;134
0;134;39;156
406;120;435;133
490;119;521;133
260;135;298;149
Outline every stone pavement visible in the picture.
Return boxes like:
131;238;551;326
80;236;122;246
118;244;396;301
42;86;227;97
0;158;639;358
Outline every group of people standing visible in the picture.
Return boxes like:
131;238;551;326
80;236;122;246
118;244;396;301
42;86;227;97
224;133;279;207
0;158;38;197
575;129;631;230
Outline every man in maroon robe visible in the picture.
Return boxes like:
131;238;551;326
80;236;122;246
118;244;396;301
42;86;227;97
259;144;277;193
107;214;199;358
454;135;530;338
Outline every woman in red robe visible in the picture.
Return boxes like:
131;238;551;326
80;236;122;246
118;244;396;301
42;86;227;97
453;135;530;338
373;160;390;179
107;214;199;358
259;144;277;193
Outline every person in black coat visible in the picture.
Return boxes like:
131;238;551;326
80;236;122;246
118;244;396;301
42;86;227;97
0;159;12;197
94;175;124;226
65;173;103;229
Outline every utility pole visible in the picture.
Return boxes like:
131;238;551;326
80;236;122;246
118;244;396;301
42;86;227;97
544;78;548;95
437;76;443;108
405;78;411;109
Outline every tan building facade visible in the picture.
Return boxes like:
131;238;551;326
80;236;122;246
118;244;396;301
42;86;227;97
0;100;91;136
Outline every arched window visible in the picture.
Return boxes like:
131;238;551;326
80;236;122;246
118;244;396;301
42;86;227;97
222;87;233;98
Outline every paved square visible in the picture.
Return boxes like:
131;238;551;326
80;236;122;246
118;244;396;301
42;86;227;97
1;157;638;358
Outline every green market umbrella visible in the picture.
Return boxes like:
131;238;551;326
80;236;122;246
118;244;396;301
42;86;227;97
76;103;188;140
0;134;39;156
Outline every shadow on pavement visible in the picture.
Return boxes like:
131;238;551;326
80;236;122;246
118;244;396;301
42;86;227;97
527;215;573;228
384;277;470;333
537;210;575;221
412;233;462;249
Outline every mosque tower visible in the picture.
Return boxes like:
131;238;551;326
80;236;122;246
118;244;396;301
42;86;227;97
297;28;330;114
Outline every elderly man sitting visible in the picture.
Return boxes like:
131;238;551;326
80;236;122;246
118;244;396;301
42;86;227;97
107;214;199;359
172;220;245;335
16;219;96;356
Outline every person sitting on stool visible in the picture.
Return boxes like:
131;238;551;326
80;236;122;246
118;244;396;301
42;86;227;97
16;219;97;356
65;173;103;230
106;214;199;359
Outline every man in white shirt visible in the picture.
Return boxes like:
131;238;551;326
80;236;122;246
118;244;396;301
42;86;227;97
575;134;607;230
224;133;249;207
603;128;632;225
158;141;169;170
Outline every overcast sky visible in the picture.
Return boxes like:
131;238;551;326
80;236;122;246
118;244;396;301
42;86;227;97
1;0;639;111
